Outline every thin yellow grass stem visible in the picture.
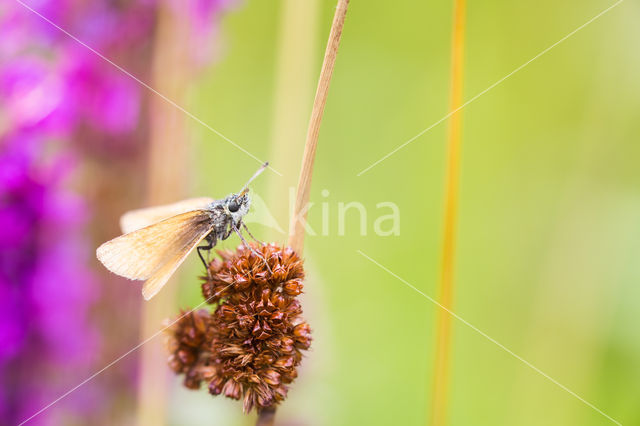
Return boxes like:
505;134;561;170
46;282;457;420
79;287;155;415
288;0;349;254
430;0;466;425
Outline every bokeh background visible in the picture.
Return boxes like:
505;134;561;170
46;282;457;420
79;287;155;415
1;0;639;425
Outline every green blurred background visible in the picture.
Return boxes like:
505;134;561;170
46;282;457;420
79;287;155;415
168;0;639;424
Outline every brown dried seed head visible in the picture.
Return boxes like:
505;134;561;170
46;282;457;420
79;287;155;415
167;243;311;413
165;309;216;389
205;243;311;413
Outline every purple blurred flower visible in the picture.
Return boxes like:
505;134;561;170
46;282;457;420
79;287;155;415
0;0;236;422
0;135;99;423
166;0;237;65
0;279;26;361
188;0;233;38
65;53;141;136
0;57;76;135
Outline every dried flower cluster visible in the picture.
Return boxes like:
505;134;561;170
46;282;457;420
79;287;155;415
166;243;311;413
165;309;216;390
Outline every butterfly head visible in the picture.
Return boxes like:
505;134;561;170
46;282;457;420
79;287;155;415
226;191;251;223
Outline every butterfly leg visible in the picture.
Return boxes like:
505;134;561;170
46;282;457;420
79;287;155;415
232;222;272;274
241;222;265;246
197;234;216;277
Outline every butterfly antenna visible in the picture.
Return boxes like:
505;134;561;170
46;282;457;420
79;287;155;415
239;162;269;195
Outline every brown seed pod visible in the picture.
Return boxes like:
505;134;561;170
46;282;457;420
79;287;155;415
167;243;311;413
165;309;216;389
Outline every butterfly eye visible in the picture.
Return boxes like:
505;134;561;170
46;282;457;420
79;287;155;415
228;200;240;212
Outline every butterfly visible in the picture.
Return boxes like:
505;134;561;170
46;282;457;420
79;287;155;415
96;162;269;300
